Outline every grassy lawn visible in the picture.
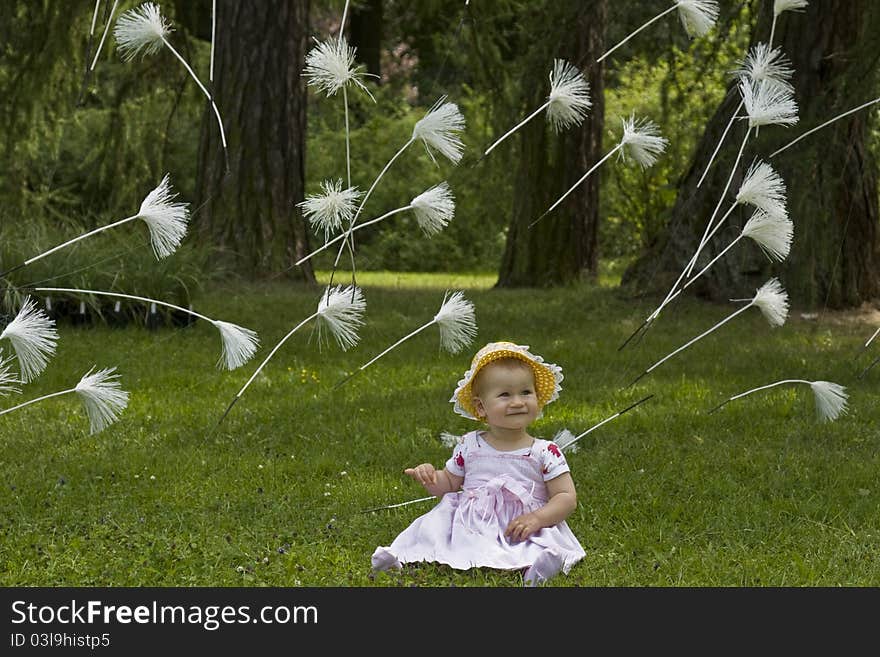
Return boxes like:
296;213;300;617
1;269;879;586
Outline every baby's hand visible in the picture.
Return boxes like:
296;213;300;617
504;513;542;542
404;463;437;488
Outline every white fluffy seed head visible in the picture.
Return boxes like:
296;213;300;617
741;210;794;262
213;321;260;371
137;174;190;259
439;431;463;448
547;59;592;133
0;296;59;383
316;285;366;351
74;366;130;434
298;180;363;241
774;0;809;17
553;428;579;454
735;43;794;93
0;348;21;396
751;277;790;327
411;182;455;236
736;160;787;217
412;98;466;165
433;291;477;354
741;78;799;128
114;2;170;61
809;381;848;422
619;115;669;168
676;0;720;38
303;36;374;100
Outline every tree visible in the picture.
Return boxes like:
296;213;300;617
495;0;607;288
623;0;880;309
194;0;315;279
350;0;383;80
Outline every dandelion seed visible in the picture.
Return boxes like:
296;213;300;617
412;97;466;165
137;173;190;258
0;366;129;435
0;297;59;384
433;290;478;354
113;1;169;60
735;160;788;218
411;182;455;236
619;115;669;168
315;285;367;351
771;1;809;47
627;279;789;387
298;180;363;241
534;115;667;225
740;209;793;262
34;287;258;371
483;59;590;157
546;59;592;132
735;43;794;93
597;1;719;63
335;290;477;388
75;367;130;434
709;378;847;423
304;36;374;100
742;78;799;128
115;3;228;167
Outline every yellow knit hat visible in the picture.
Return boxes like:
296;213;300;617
450;341;563;420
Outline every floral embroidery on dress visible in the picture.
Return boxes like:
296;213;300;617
547;443;562;458
455;452;464;468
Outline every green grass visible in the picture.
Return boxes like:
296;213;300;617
2;271;879;587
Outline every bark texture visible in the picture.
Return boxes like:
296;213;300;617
195;0;315;279
496;0;607;288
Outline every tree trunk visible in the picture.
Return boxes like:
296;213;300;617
349;0;382;80
195;0;315;280
623;0;880;309
496;0;606;288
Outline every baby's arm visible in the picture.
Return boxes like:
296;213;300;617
505;473;577;542
404;464;464;498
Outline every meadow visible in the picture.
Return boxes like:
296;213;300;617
1;267;878;587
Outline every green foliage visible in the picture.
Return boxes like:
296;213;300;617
1;272;878;586
600;5;753;258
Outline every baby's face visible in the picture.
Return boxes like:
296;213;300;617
472;361;539;430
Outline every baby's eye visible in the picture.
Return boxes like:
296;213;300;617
522;390;533;395
498;392;510;397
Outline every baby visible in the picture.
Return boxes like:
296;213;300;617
372;341;585;586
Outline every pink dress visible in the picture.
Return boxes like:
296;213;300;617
371;430;586;586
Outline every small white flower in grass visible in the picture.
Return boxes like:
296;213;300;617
553;428;579;454
735;160;788;218
298;180;363;241
75;367;130;435
774;0;809;15
741;210;793;262
434;291;478;354
809;381;848;422
735;43;794;93
0;349;21;396
751;277;790;327
113;2;170;61
619;115;669;168
742;78;799;128
137;174;190;258
315;285;366;351
0;297;59;384
677;0;720;38
412;98;466;165
547;59;592;133
411;182;455;236
213;321;260;371
304;36;375;100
